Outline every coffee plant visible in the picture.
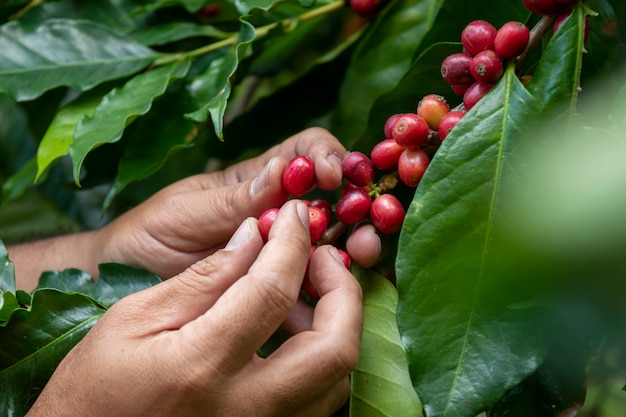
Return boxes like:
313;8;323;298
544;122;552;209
1;0;626;416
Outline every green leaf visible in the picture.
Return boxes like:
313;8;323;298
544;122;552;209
130;21;230;46
185;19;256;140
0;240;16;294
35;89;104;182
38;263;161;307
0;157;36;206
69;60;191;184
0;290;105;416
0;19;159;101
131;0;207;14
395;9;588;416
350;268;423;417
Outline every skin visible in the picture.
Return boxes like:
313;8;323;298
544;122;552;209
8;127;379;416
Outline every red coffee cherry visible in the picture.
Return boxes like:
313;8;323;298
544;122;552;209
383;113;402;138
463;82;493;110
438;110;465;140
308;206;328;243
470;50;503;84
335;188;372;225
494;21;530;59
451;84;471;96
258;207;279;242
522;0;565;15
337;248;352;269
371;138;405;170
309;199;333;223
397;148;430;187
417;94;450;130
370;194;406;234
392;113;430;149
441;53;474;86
349;0;382;17
461;20;497;56
342;151;375;187
282;155;315;196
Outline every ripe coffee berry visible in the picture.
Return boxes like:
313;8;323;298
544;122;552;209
463;82;493;110
371;138;405;170
309;199;333;223
494;21;530;59
258;207;279;242
335;188;372;225
370;194;406;234
392;113;430;149
383;113;402;138
522;0;565;15
397;148;430;187
342;151;375;187
461;20;497;56
438;110;465;140
441;53;474;86
470;50;503;84
349;0;382;17
282;156;315;196
308;206;328;243
417;94;450;130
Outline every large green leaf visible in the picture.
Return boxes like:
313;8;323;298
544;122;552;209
395;6;588;417
130;21;230;46
0;290;105;416
185;19;256;140
0;19;159;101
69;60;191;184
350;268;423;417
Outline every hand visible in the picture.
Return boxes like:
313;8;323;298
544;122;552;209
26;201;363;417
97;127;381;279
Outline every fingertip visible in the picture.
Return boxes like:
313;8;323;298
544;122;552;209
346;223;381;268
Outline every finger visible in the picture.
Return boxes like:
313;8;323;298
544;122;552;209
291;379;351;417
107;218;264;336
246;245;363;408
180;200;312;371
281;298;314;335
346;223;382;268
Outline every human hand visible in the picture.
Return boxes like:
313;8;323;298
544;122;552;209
27;201;363;417
97;127;381;279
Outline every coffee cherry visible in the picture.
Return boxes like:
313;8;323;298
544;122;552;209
461;20;497;56
392;113;430;149
397;148;430;187
342;151;375;187
309;199;333;223
349;0;382;17
463;82;493;110
371;138;405;170
258;207;279;242
470;50;503;84
335;188;372;225
383;113;402;138
342;181;370;195
441;53;474;86
451;84;471;96
438;110;465;140
522;0;565;15
370;194;406;234
282;155;315;196
337;248;352;269
417;94;450;130
555;0;576;3
494;21;530;59
308;206;328;243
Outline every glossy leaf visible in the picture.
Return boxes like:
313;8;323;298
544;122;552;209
0;290;105;416
70;60;191;184
0;19;159;101
131;0;206;14
37;263;161;307
396;7;587;417
185;19;256;140
130;21;230;46
350;268;423;417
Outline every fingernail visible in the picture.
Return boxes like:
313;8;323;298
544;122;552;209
249;158;276;197
329;246;345;266
326;151;343;175
225;218;253;251
295;201;310;228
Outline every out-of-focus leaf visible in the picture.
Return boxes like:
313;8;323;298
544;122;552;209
38;263;161;307
35;90;104;182
395;6;588;417
0;19;159;101
131;0;206;14
0;290;105;416
185;19;256;140
130;21;230;46
350;268;423;417
0;240;15;294
0;157;36;206
69;60;191;184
